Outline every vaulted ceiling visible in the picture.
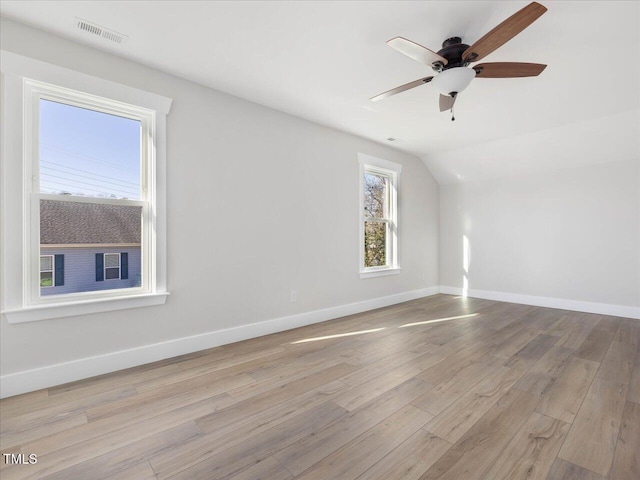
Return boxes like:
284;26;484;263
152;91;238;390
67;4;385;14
2;1;638;183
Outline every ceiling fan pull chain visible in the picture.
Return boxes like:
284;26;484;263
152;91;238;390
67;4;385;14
451;104;455;122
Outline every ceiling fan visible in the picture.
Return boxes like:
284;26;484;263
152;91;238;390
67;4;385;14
370;2;548;120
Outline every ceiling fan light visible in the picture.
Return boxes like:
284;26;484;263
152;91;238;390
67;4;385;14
431;67;476;96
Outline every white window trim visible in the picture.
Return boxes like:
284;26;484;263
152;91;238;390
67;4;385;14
358;153;402;279
40;254;55;288
1;51;172;323
104;253;121;281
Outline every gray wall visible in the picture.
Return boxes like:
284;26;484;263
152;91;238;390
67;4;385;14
0;18;440;376
40;247;142;295
439;159;640;307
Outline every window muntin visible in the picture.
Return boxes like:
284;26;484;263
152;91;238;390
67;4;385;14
40;255;54;287
104;253;121;280
25;80;154;304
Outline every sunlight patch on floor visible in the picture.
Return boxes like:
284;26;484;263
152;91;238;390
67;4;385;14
290;327;387;344
291;310;482;343
399;313;479;328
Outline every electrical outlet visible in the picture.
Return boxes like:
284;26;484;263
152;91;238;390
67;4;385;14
290;290;297;303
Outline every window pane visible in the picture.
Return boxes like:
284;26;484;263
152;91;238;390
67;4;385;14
364;221;387;267
364;172;387;218
40;272;53;287
40;256;53;271
40;199;142;295
105;254;120;268
105;268;120;280
39;99;141;200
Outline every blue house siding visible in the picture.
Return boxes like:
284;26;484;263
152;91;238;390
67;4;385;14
40;246;141;296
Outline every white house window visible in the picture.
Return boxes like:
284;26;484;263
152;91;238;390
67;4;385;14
104;253;121;280
359;154;401;278
40;255;55;287
32;93;148;301
29;85;149;302
0;52;171;323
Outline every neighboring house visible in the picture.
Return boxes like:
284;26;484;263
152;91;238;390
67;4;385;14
40;200;142;295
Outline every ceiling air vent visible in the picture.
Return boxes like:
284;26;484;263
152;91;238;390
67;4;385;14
74;17;128;44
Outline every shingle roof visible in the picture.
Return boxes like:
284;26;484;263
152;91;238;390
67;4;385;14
40;200;141;245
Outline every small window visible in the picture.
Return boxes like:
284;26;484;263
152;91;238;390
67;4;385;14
104;253;121;280
364;171;389;267
359;154;401;277
40;255;54;287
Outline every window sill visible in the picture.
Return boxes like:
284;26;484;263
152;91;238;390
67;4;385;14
360;267;402;279
2;292;170;324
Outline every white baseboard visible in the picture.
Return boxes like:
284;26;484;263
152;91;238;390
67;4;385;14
0;286;440;399
439;286;640;319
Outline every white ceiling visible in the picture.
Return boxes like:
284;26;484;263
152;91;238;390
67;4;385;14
1;1;639;183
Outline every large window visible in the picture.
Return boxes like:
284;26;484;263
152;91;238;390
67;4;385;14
1;51;171;323
29;83;148;301
34;94;146;300
359;154;401;278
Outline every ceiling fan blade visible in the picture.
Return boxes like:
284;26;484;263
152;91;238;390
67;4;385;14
462;2;547;63
370;76;433;102
439;94;456;112
474;62;546;78
386;37;448;66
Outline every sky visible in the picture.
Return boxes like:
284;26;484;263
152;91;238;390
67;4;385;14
39;99;141;200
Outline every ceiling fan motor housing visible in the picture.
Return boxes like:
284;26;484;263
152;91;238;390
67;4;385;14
434;37;471;71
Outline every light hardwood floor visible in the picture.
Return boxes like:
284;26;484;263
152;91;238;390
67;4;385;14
1;294;639;479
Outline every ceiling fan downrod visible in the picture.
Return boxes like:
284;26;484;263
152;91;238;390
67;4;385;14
450;93;456;121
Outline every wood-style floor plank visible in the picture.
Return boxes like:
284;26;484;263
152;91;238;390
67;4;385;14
558;377;628;476
226;456;293;480
0;294;636;480
20;392;233;458
482;412;570;480
411;354;504;416
106;461;158;480
40;422;202;480
159;401;345;479
503;334;559;371
614;319;640;347
575;327;616;362
595;340;636;385
150;380;349;479
536;356;599;424
555;316;597;350
609;401;640;480
544;315;579;338
4;425;196;480
295;405;432;480
1;411;88;450
629;359;640;404
514;346;574;396
545;458;606;480
418;388;540;480
356;430;451;480
424;365;524;443
273;378;432;476
520;308;567;331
